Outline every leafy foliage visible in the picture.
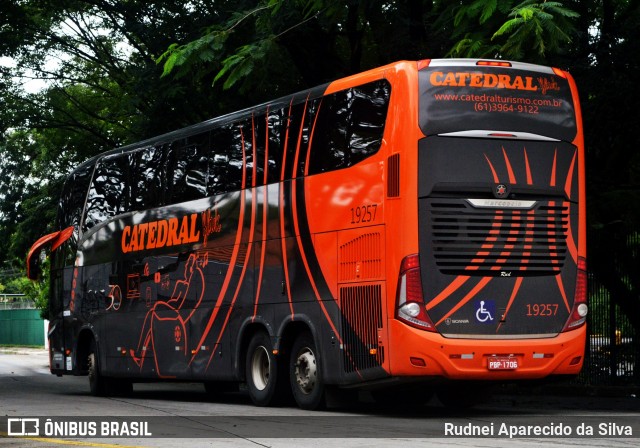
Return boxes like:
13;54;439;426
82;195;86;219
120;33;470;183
442;0;579;61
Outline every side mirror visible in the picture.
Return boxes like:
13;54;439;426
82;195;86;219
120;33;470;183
26;226;75;280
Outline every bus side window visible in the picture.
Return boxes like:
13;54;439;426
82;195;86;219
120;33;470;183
307;79;391;175
266;109;284;184
52;162;93;270
130;145;167;210
210;124;242;195
84;154;129;230
168;132;209;204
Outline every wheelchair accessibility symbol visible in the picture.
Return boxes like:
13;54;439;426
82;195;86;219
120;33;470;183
476;300;495;323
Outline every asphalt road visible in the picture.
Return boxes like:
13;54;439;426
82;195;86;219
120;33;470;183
1;348;638;447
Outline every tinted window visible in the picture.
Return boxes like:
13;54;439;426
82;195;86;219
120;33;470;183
54;162;94;268
266;110;284;183
308;80;391;175
84;153;129;230
130;145;166;210
210;124;243;194
168;133;209;203
57;163;94;230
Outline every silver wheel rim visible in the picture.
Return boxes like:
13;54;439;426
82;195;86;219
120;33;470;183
294;348;317;395
250;346;270;391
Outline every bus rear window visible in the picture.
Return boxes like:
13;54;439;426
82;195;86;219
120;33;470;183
419;65;577;142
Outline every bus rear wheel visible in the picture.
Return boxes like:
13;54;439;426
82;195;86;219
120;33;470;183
289;332;325;410
245;331;285;406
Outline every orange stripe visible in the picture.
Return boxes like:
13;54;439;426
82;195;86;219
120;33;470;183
550;149;557;187
426;275;470;310
484;153;500;183
264;108;270;185
564;150;577;199
254;111;271;320
466;210;503;270
251;114;257;187
502;146;516;183
555;274;571;313
305;99;323;176
565;202;578;264
280;100;294;317
435;277;492;326
152;325;176;379
240;125;247;188
293;216;343;344
496;277;522;332
490;210;520;271
524;148;533;185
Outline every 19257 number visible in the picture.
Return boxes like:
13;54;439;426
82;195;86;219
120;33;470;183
526;303;558;317
350;204;378;224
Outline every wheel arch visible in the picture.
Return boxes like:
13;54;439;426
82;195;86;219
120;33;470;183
276;315;319;360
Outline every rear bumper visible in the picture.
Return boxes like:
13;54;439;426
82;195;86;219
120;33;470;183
388;319;586;380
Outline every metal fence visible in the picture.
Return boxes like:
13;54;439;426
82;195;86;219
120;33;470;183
0;294;34;310
579;273;639;386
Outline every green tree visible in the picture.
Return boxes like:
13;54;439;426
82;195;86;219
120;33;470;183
440;0;579;61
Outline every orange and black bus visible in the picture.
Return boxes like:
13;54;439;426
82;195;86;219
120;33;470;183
27;58;586;409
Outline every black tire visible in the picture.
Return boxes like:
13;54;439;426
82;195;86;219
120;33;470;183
88;342;108;397
289;332;325;410
245;331;285;406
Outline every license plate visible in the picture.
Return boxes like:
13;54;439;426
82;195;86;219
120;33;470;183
488;357;518;370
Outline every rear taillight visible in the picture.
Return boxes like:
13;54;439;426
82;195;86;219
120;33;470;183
562;256;588;331
396;254;436;331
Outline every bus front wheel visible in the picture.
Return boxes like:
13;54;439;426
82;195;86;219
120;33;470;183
88;343;108;397
289;332;325;410
88;342;132;397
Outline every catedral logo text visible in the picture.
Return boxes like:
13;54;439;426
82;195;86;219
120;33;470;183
430;71;538;91
122;214;200;253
